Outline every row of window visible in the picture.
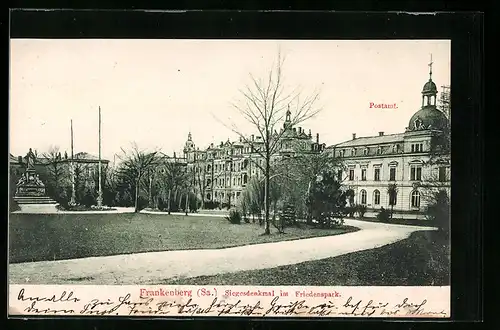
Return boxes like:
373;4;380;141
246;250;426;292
207;190;242;200
339;144;400;157
206;173;250;188
344;166;446;182
203;159;265;173
338;142;426;158
357;189;421;208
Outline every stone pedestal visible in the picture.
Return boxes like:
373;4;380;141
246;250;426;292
15;169;46;197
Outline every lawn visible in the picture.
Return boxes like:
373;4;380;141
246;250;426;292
9;213;358;263
161;230;450;286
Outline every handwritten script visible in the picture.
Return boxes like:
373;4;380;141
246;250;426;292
12;288;449;318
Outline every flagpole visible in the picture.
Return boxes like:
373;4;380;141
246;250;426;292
69;119;76;205
97;106;103;208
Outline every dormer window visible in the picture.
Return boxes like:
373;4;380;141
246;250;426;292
377;146;382;155
363;147;368;156
351;148;356;156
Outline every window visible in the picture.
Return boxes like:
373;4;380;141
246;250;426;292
351;148;355;156
360;190;367;205
206;179;211;186
342;150;345;157
337;169;343;181
374;168;380;181
377;146;382;154
361;169;367;181
410;165;422;181
206;193;211;200
412;143;424;153
389;167;396;181
349;169;355;181
363;148;368;156
373;190;380;205
438;167;447;182
243;174;248;184
411;191;421;208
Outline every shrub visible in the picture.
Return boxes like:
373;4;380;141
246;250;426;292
345;206;357;218
226;209;241;224
10;198;20;212
376;207;391;222
356;204;367;218
204;201;220;210
426;190;450;234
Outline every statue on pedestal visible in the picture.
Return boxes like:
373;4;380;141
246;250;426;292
15;148;46;197
25;148;36;171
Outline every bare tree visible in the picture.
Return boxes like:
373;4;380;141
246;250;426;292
116;143;162;212
43;145;65;200
216;50;323;235
278;151;343;224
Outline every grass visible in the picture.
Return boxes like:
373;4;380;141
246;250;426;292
162;230;450;286
9;213;358;263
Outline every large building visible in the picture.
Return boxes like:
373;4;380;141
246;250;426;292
183;109;326;207
328;64;451;215
183;63;450;214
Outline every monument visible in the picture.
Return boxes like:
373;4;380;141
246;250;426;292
13;148;58;211
15;148;47;197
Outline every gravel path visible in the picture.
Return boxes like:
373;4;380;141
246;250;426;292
8;219;436;285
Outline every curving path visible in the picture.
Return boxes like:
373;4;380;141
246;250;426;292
8;219;436;285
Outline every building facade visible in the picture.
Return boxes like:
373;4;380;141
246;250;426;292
328;66;451;214
183;110;326;207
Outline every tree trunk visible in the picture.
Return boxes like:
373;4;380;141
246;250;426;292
185;192;189;216
167;189;171;214
306;180;313;225
134;178;140;213
390;204;394;219
178;192;182;211
148;174;153;209
264;156;271;235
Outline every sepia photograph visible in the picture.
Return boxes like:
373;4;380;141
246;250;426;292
8;38;452;317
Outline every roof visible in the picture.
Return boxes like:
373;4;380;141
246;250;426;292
422;79;437;94
9;154;20;163
332;133;406;148
408;106;448;131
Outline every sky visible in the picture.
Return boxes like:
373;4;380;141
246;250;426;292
9;39;450;161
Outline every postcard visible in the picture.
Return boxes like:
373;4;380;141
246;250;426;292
8;39;451;318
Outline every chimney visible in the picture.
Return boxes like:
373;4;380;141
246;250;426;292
293;128;296;134
251;134;254;141
379;132;384;136
316;133;320;143
298;127;302;134
352;133;356;140
18;156;22;163
309;129;312;137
